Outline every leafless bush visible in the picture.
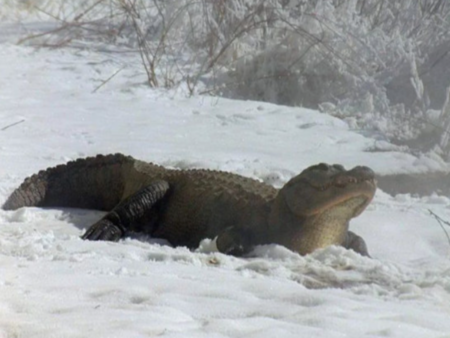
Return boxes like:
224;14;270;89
10;0;450;158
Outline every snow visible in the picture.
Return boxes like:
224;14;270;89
1;42;450;338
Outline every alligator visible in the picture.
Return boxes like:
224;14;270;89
2;154;376;256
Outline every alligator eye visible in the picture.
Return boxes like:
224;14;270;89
332;164;345;171
313;163;330;171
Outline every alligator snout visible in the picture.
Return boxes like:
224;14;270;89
333;166;375;187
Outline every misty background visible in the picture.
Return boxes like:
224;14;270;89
2;0;450;194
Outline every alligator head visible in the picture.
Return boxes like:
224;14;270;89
272;163;376;255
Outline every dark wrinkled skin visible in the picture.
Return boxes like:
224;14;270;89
2;154;376;257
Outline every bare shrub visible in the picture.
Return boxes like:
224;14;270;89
9;0;450;158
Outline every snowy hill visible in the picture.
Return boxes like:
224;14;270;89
1;44;450;337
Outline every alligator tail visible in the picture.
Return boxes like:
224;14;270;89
2;154;135;211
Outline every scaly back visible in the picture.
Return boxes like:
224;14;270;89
2;154;278;212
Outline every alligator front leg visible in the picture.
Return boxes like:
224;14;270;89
82;180;170;241
342;230;370;257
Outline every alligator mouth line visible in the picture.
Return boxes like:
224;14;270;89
313;177;376;191
308;178;376;217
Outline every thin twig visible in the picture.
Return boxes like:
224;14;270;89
18;0;106;45
428;209;450;249
91;66;125;93
1;120;25;131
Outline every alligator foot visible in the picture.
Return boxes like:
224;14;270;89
82;218;124;241
216;226;253;256
342;231;370;257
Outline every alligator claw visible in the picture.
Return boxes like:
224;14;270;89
82;219;123;242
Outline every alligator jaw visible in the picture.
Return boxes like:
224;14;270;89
288;196;369;255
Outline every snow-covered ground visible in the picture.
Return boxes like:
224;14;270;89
1;41;450;338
